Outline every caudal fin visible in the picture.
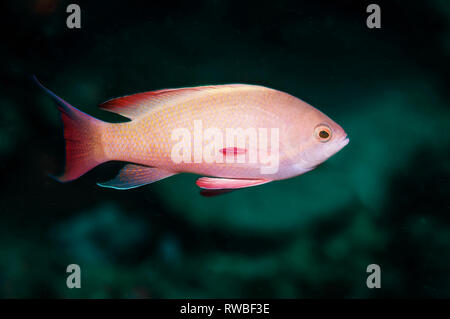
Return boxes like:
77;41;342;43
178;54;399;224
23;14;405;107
33;76;106;182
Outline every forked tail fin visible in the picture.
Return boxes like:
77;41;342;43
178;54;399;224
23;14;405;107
33;76;107;182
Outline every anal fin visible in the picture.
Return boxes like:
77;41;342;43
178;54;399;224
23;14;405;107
98;164;176;190
196;177;270;190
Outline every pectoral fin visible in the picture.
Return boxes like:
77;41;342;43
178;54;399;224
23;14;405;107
196;177;270;190
98;164;176;190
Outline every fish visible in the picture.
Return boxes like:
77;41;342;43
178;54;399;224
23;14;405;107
34;76;349;191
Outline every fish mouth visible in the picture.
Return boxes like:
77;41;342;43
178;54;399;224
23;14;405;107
340;136;350;147
331;135;349;155
322;135;349;158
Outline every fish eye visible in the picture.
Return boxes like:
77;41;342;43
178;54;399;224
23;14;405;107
314;124;332;142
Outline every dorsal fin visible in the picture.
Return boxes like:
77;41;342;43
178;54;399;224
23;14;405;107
99;84;255;120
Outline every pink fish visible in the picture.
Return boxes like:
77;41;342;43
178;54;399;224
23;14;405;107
34;77;349;191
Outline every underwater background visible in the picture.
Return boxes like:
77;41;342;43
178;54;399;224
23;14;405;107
1;0;449;298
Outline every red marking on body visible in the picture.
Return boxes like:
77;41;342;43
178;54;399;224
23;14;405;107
220;147;247;156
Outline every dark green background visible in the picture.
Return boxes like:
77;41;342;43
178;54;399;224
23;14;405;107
1;0;449;298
